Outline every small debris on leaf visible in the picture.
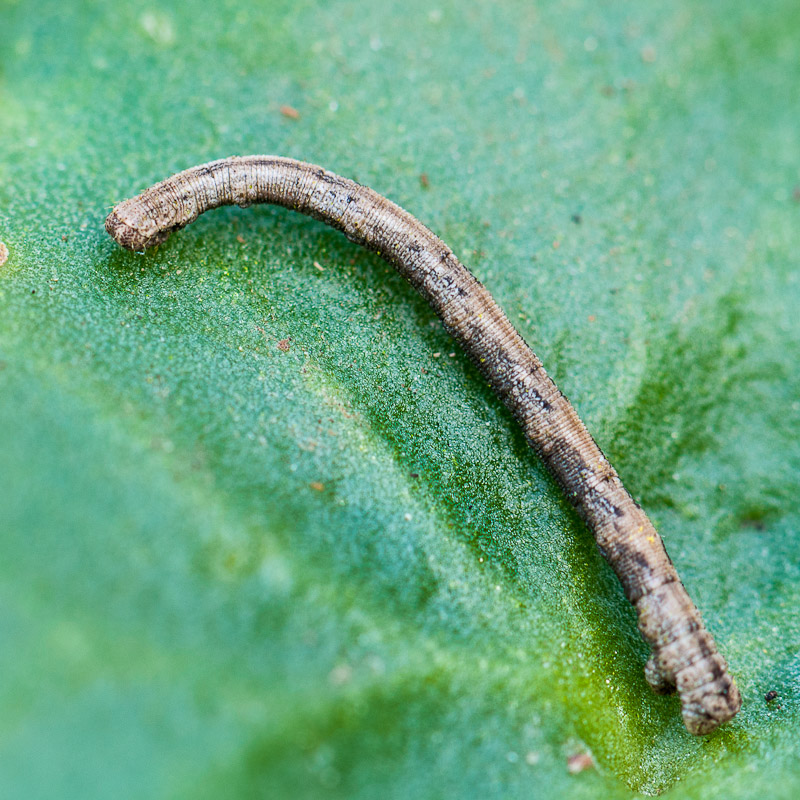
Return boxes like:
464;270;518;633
567;753;594;774
329;664;352;685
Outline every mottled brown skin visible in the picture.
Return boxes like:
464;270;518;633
106;156;741;734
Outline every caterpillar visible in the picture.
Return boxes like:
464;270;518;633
106;156;741;734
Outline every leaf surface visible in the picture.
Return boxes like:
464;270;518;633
1;1;798;796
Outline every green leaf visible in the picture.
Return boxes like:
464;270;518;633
1;1;798;797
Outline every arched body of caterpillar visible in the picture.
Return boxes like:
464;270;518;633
106;155;741;734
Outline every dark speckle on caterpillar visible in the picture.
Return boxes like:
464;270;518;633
106;155;741;734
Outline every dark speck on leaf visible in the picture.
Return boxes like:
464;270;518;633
765;690;778;702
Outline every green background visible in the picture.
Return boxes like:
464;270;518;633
1;0;798;796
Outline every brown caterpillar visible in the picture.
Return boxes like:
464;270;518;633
106;156;741;734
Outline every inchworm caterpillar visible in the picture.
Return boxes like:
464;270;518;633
106;156;741;734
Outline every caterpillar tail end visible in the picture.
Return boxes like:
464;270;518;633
676;652;742;735
645;647;741;735
637;582;741;735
